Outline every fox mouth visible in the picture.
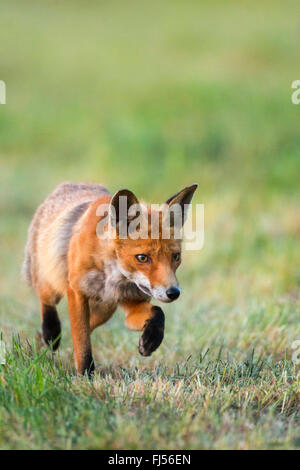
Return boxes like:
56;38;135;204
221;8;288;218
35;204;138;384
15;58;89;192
154;295;174;303
137;284;152;296
137;284;178;303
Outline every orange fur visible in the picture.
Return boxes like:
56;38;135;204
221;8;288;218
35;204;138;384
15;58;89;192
23;182;197;374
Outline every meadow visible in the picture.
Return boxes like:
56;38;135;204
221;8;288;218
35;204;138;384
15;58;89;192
0;0;299;449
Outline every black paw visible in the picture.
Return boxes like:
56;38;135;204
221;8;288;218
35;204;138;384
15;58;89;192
79;352;95;378
42;305;61;351
139;306;165;357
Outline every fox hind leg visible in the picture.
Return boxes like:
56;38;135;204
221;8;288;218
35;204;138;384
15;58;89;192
41;303;61;350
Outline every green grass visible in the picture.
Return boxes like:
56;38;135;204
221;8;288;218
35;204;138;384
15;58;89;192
0;0;300;449
1;336;300;449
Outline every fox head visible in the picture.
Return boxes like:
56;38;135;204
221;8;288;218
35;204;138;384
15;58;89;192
108;184;198;303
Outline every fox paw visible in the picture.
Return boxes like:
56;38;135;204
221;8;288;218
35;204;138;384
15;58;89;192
138;306;165;356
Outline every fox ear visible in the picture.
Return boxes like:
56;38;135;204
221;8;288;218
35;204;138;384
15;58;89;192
165;183;198;226
110;189;140;229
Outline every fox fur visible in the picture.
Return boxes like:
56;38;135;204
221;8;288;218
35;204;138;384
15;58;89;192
23;181;197;375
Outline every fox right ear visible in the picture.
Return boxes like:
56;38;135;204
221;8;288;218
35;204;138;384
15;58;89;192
110;189;140;229
165;183;198;227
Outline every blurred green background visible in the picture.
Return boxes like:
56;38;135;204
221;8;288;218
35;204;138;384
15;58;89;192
1;0;300;450
0;0;299;344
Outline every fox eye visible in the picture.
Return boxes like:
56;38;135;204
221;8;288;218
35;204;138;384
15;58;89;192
172;253;181;262
135;254;149;263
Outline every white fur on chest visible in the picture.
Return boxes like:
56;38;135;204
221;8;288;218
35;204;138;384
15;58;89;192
79;260;150;304
79;261;123;302
103;260;125;301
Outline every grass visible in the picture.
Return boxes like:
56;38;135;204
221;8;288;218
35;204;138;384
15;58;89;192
0;0;300;449
1;336;300;449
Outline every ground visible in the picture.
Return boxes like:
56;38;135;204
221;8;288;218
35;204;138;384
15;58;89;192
0;0;300;449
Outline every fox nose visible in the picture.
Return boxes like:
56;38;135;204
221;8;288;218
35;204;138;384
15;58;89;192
166;287;181;301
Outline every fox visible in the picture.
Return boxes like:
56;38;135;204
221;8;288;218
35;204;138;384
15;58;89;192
23;181;198;375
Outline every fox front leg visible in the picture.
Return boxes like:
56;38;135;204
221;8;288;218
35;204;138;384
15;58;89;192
121;301;165;356
67;286;94;376
138;306;165;357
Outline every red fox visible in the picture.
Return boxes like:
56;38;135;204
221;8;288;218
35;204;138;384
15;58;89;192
23;182;197;375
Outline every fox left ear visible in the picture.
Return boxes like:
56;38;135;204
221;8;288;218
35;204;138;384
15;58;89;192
110;189;141;233
165;183;198;226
